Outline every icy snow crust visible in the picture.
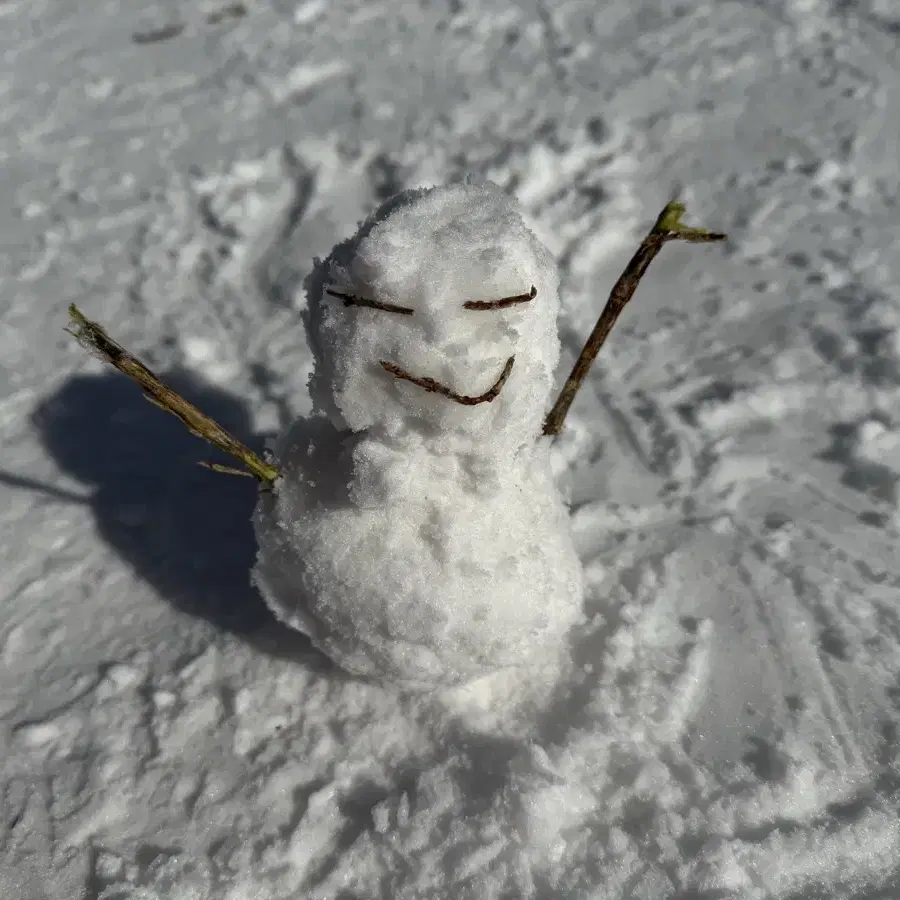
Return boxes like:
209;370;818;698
253;185;585;687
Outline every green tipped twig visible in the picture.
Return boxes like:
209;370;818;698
542;201;727;437
66;305;279;487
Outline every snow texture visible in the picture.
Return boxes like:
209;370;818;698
253;184;585;688
4;0;900;898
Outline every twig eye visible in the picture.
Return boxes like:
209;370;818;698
463;285;536;310
325;288;414;316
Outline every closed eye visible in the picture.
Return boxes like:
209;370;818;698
325;288;414;315
463;285;536;310
325;284;536;314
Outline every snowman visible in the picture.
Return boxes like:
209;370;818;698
251;183;586;689
68;182;721;691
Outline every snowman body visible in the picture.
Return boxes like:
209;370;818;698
252;183;585;688
254;423;584;688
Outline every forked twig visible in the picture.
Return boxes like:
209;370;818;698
379;356;515;405
66;305;280;486
542;201;726;436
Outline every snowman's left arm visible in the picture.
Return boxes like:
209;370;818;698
542;201;727;437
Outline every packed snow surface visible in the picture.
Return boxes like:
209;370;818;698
4;0;900;898
253;184;584;687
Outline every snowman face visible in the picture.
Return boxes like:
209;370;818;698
307;184;562;449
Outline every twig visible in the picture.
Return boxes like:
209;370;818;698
463;286;537;310
379;356;515;405
542;201;726;437
66;305;279;486
325;288;414;316
198;461;256;478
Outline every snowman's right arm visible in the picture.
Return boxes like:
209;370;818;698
66;304;280;487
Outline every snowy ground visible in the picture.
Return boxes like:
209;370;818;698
3;0;900;897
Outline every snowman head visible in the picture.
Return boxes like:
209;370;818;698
305;183;561;452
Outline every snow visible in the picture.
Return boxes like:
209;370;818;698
253;183;584;687
253;411;584;688
4;0;900;898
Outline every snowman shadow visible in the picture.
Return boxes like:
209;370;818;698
28;368;333;670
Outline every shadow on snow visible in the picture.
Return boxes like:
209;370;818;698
24;367;332;671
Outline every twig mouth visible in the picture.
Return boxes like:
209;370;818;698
378;356;515;406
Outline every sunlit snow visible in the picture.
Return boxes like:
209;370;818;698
2;1;900;899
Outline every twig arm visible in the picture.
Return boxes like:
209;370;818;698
66;305;280;486
542;201;726;437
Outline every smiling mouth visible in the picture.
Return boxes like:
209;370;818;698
378;356;515;406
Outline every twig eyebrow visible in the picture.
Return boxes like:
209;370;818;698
325;288;414;315
463;286;537;310
378;356;515;405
